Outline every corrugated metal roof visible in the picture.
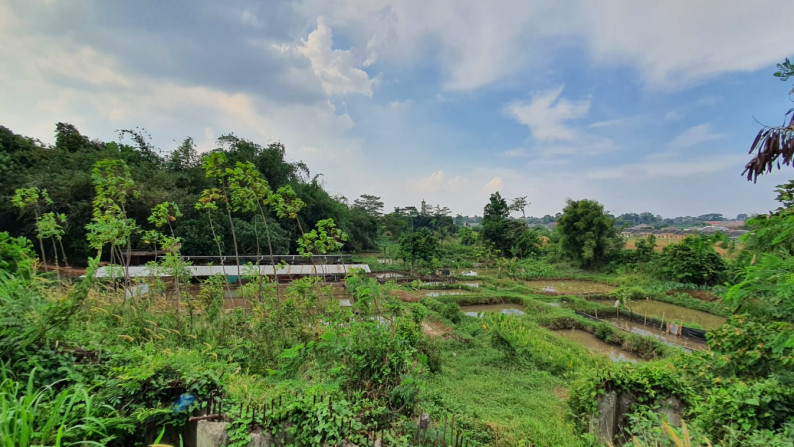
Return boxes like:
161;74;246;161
91;264;371;278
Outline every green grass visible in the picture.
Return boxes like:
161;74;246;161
422;337;585;446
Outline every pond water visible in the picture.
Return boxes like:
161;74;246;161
425;291;464;297
555;329;640;363
460;303;526;317
423;281;481;288
623;300;725;330
606;317;707;351
375;272;405;279
526;279;615;294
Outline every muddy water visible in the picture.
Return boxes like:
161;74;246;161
624;300;725;330
556;329;640;363
606;318;706;351
425;291;464;297
526;279;615;294
424;281;481;288
375;272;405;279
460;303;525;317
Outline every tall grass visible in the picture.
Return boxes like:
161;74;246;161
0;367;111;446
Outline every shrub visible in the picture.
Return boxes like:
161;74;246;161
0;232;35;274
658;236;727;285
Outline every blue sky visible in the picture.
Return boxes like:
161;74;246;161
2;0;794;218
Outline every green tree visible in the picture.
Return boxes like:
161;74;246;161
201;151;242;281
555;199;621;269
0;232;35;273
12;187;50;264
352;194;384;217
397;228;439;273
509;196;529;219
633;234;657;263
86;159;139;282
297;218;348;267
458;226;478;245
227;161;278;273
36;212;67;279
194;188;226;262
510;227;543;258
658;236;726;285
482;192;511;255
380;211;408;239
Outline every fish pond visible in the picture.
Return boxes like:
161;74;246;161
555;329;641;362
624;299;726;329
460;303;526;317
526;279;615;295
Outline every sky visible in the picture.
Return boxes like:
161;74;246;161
2;1;794;219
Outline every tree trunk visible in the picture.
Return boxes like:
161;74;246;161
58;237;69;267
51;238;60;281
257;204;279;300
207;213;232;295
224;199;242;284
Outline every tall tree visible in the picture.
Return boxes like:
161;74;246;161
86;159;139;282
509;196;529;219
397;228;439;273
353;194;384;217
482;192;512;255
12;187;51;263
556;199;622;269
201;151;242;280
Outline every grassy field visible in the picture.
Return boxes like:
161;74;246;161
423;336;584;446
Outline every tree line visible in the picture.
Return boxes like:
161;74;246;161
0;124;380;266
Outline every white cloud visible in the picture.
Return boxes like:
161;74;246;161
505;86;590;141
586;154;746;180
295;19;377;97
580;1;794;89
539;136;619;158
588;118;625;129
500;148;530;158
303;0;573;90
410;170;463;194
239;9;262;27
483;176;503;192
306;0;794;90
670;124;722;149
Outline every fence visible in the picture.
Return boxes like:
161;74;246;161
575;309;708;344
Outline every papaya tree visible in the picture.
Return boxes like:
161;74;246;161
88;159;139;283
148;201;189;316
36;212;67;280
298;218;348;275
201;152;242;282
11;187;51;264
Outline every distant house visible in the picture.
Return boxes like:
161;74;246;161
704;220;745;229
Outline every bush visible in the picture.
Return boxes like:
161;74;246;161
658;236;727;285
0;232;35;274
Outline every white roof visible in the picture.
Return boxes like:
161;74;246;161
90;264;371;278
